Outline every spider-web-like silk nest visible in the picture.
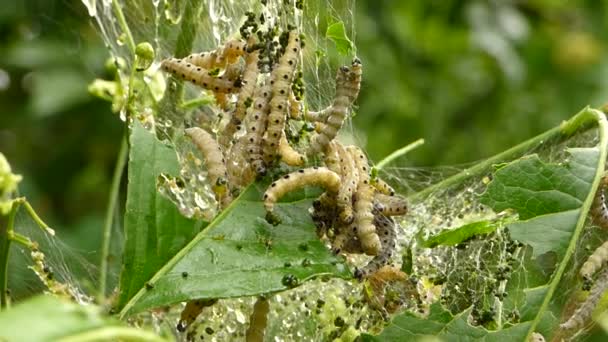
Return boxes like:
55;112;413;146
81;0;608;340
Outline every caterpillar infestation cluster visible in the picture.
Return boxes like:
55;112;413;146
156;1;410;334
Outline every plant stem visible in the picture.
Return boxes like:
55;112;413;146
111;0;136;55
0;201;18;309
18;199;54;236
409;107;599;203
8;232;34;249
525;108;608;340
375;138;424;170
98;135;128;304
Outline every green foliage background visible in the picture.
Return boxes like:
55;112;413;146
0;0;607;299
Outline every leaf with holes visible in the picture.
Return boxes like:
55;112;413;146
119;175;351;317
116;121;203;310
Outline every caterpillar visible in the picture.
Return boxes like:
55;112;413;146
354;211;396;279
221;38;248;64
185;127;232;208
560;267;608;331
225;136;256;189
161;58;240;93
331;222;360;254
278;132;306;166
245;297;270;342
348;146;380;255
590;176;608;229
580;240;608;283
243;79;273;176
220;49;260;147
374;193;408;216
308;58;362;155
184;38;247;70
263;31;301;163
305;107;331;123
324;141;341;174
176;299;218;332
335;142;358;224
371;177;395;196
289;92;302;119
311;196;338;238
263;167;341;224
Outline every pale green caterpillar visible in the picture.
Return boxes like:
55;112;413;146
185;127;232;208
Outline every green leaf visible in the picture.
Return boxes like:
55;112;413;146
421;220;504;248
480;148;599;258
0;295;165;342
362;303;532;341
479;151;595;221
119;183;351;317
326;21;354;56
116;121;203;310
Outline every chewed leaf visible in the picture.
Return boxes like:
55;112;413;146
326;21;354;56
421;220;505;248
116;121;203;310
361;303;532;341
480;148;599;258
119;182;351;317
479;151;595;220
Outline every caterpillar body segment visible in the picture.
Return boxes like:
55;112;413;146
263;31;301;163
348;146;380;255
309;59;362;155
372;177;395;196
184;39;247;70
354;184;380;255
176;299;218;332
324;141;341;174
355;212;397;279
374;193;408;216
580;240;608;283
245;297;270;342
161;58;240;93
332;222;360;254
335;142;358;224
263;167;341;224
591;176;608;229
184;51;221;70
244;81;273;177
561;268;608;331
289;93;302;119
305;107;331;123
311;196;338;238
221;38;247;64
185;127;232;208
278;133;306;166
221;50;260;147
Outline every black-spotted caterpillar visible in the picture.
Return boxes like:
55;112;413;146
263;31;301;163
308;59;362;155
161;58;241;94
